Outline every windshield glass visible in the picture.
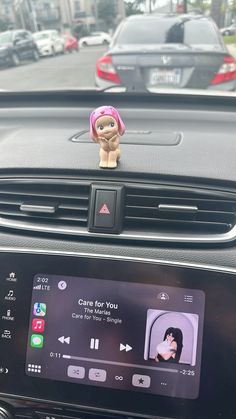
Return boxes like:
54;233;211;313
0;32;12;44
0;0;235;96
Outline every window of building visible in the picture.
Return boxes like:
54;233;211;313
74;0;80;12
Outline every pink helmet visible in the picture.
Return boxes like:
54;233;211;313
90;106;125;140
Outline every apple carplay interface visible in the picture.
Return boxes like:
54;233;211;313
26;274;205;399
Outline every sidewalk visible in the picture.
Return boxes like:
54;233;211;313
227;44;236;57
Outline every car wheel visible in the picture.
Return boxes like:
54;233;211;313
103;39;109;45
11;52;20;66
224;30;231;36
51;47;56;57
32;49;40;62
82;41;88;47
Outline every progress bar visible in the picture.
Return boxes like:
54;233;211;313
62;355;178;373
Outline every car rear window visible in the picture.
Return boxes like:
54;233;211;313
115;18;220;46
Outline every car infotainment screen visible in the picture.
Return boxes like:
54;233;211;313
0;252;235;419
26;273;205;399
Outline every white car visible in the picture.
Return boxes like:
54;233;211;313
79;31;111;47
220;23;236;36
33;30;65;56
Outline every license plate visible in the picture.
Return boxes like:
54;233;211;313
149;68;181;85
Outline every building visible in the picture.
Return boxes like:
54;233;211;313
70;0;125;32
14;0;37;32
4;0;125;34
0;0;15;28
31;0;61;31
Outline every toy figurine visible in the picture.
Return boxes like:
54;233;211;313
90;106;125;168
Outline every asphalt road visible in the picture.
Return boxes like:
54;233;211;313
0;44;236;92
0;46;107;91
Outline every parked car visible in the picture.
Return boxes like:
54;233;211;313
220;22;236;36
0;29;39;66
63;34;79;53
79;31;111;47
96;14;236;92
33;30;65;57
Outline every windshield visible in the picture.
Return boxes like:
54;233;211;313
0;1;235;96
0;32;12;44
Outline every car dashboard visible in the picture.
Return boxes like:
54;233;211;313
0;90;235;419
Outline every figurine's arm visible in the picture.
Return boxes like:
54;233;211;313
97;136;109;150
109;135;119;151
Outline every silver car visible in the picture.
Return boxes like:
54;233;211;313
96;14;236;92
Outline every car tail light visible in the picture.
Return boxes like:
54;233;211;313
211;56;236;85
96;55;121;84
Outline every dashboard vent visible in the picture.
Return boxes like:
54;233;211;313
0;179;236;245
124;186;236;236
0;180;90;227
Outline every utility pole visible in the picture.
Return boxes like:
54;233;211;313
148;0;152;13
94;0;98;30
14;0;25;29
184;0;187;13
211;0;223;27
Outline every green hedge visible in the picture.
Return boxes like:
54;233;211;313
223;35;236;44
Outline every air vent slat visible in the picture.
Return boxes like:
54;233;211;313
126;194;236;209
0;209;88;223
126;205;235;217
125;215;230;228
0;190;89;202
59;204;88;211
0;199;22;206
126;207;234;223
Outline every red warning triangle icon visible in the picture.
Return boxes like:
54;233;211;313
99;203;110;215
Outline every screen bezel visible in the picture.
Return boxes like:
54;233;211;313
0;250;235;419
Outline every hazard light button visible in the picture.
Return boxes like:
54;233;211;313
94;190;116;228
88;185;124;233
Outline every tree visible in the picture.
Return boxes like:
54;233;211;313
73;23;89;39
125;0;158;14
187;0;211;13
229;0;236;15
211;0;224;26
125;1;143;16
0;16;10;32
98;0;116;28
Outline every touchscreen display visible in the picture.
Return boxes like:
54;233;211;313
26;274;205;399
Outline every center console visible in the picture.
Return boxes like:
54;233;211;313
0;251;235;418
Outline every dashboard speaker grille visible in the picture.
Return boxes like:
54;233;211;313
124;186;236;235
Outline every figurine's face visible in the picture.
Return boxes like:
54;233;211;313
95;116;118;139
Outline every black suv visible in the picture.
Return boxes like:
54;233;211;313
0;30;40;66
